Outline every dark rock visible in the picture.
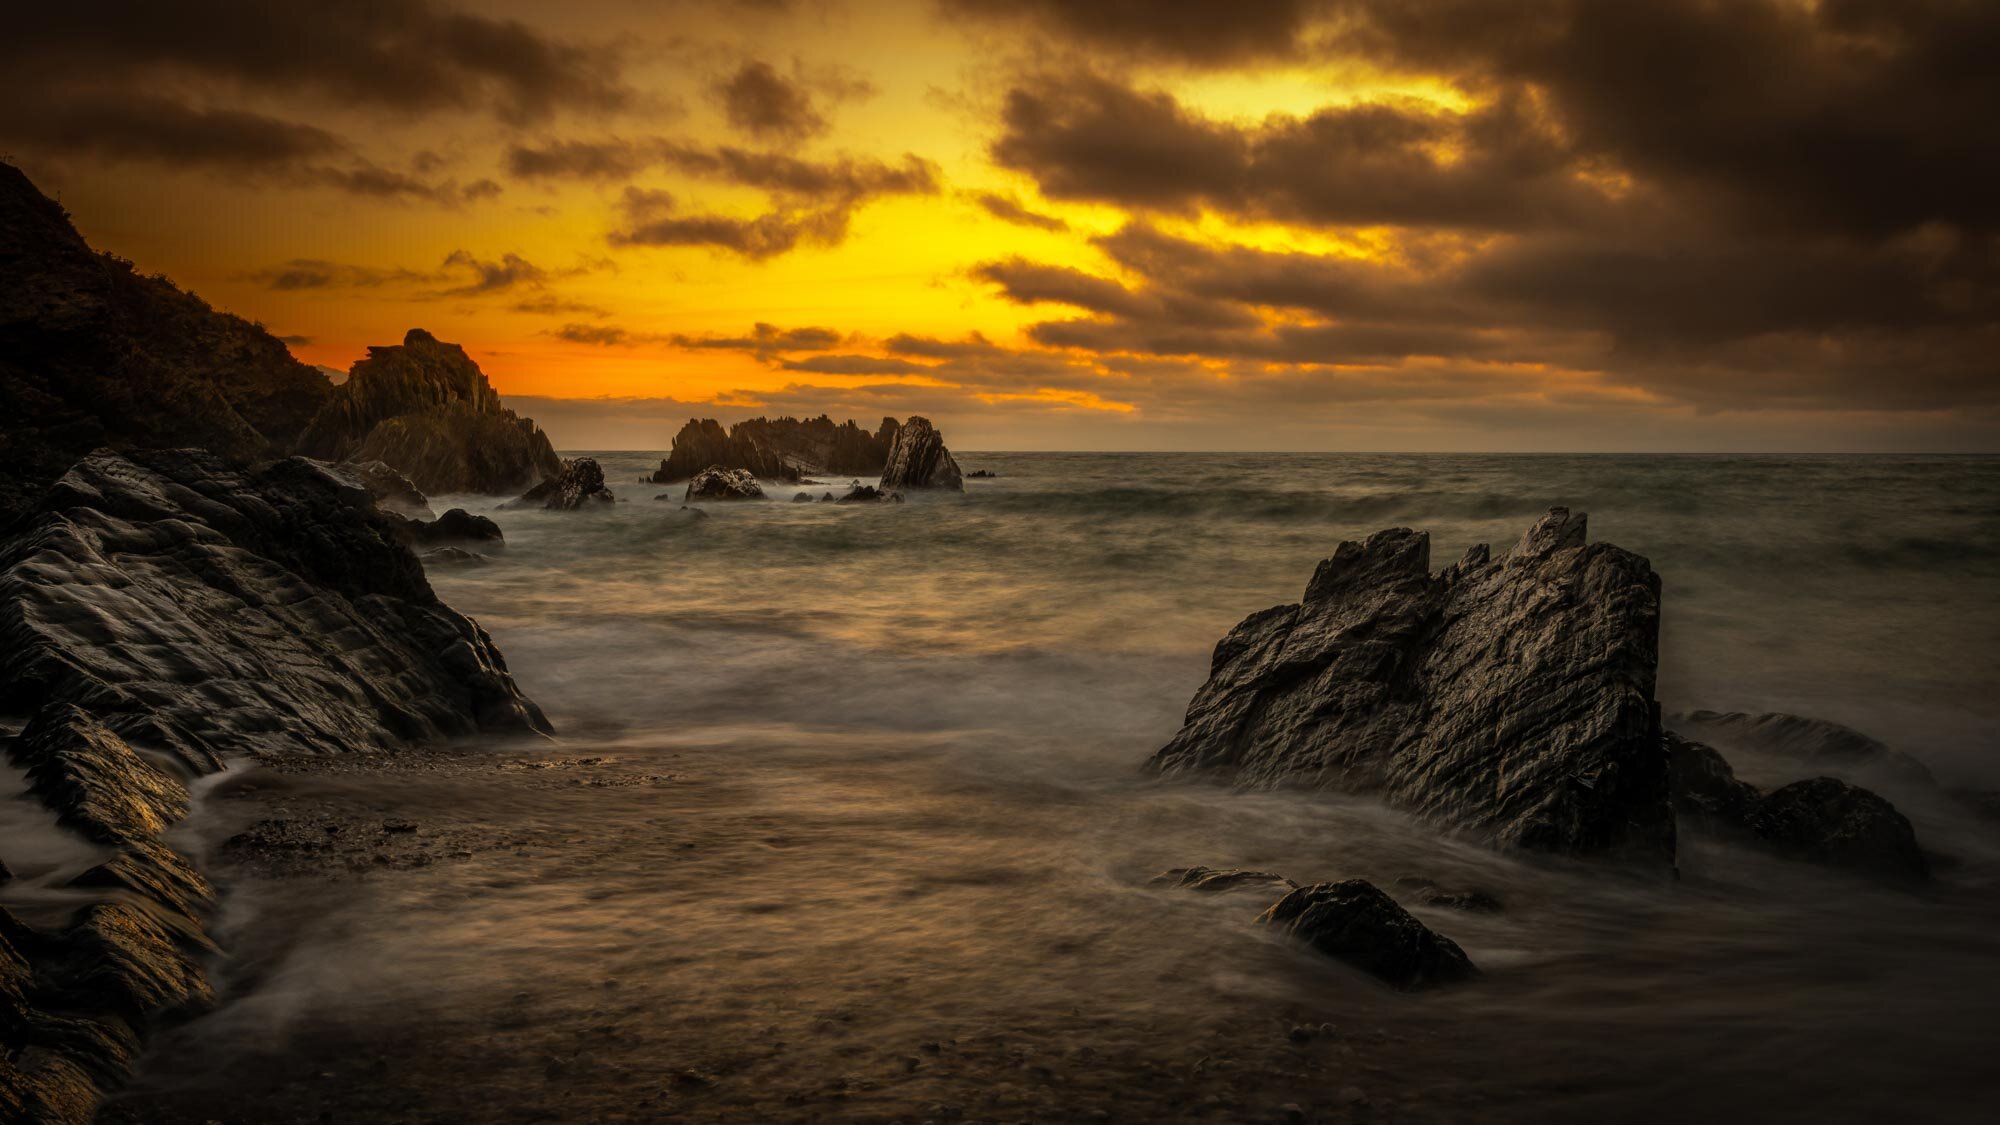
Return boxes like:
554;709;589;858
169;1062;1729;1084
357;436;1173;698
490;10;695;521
1151;866;1297;894
792;491;814;502
0;161;333;525
1150;508;1671;865
1392;877;1504;913
386;507;505;552
966;470;997;479
420;546;488;567
821;491;836;502
1746;777;1929;881
878;416;963;491
507;457;614;511
1260;880;1477;988
0;448;552;755
651;415;899;483
1667;710;1935;787
1666;733;1761;829
319;459;432;519
835;483;903;504
294;329;561;494
684;465;765;500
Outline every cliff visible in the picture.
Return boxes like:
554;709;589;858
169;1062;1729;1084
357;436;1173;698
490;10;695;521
651;415;901;483
295;329;562;495
0;162;333;525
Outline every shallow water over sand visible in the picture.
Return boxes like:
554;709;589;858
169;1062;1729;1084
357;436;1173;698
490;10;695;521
103;452;2000;1122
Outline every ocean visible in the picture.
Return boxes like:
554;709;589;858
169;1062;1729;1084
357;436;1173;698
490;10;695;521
106;452;2000;1123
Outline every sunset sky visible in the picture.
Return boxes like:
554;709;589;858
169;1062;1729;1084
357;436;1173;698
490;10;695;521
6;0;1997;451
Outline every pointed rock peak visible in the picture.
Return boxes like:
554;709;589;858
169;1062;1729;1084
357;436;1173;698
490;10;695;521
1513;506;1587;558
1303;528;1429;602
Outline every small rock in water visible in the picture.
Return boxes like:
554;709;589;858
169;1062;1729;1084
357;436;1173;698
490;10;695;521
684;465;765;500
1153;865;1298;894
793;491;814;502
1261;879;1477;989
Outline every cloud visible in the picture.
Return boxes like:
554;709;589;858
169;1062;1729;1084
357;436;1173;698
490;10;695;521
966;191;1069;232
239;250;603;307
779;355;939;375
605;151;941;259
551;323;648;346
672;323;846;357
715;60;827;142
507;138;655;180
937;0;1318;66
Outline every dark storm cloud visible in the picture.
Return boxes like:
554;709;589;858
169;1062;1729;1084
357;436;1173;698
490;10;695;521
993;74;1607;230
605;151;940;259
715;61;827;142
2;0;626;123
673;324;846;357
0;94;342;168
966;191;1069;232
508;139;656;180
937;0;1317;65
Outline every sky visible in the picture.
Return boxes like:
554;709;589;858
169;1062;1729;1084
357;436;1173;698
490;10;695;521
4;0;1997;452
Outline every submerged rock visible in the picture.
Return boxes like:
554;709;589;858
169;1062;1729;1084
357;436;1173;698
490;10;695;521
1392;877;1504;913
420;546;488;567
684;465;765;500
1666;733;1761;829
835;483;903;504
878;416;963;491
0;448;552;756
792;491;814;502
1260;880;1476;988
1152;866;1297;894
1667;710;1935;788
1150;508;1671;865
508;456;614;511
294;329;561;495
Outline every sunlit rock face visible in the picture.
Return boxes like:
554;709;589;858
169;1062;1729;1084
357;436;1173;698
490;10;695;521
684;465;766;500
0;448;552;757
651;415;901;483
295;329;562;495
0;162;332;524
1151;508;1673;865
505;456;614;511
878;416;963;491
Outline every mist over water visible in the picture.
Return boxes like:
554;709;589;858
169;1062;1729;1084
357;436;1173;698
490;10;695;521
108;453;2000;1123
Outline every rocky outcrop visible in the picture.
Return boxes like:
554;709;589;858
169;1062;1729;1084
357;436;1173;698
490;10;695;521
0;448;551;756
321;459;432;519
877;416;963;491
506;457;613;511
1150;509;1671;865
0;161;332;525
1669;734;1928;880
651;415;901;483
1667;710;1935;787
835;483;902;504
390;507;504;550
1261;880;1477;989
294;329;561;495
1151;866;1297;894
684;466;765;501
0;447;553;1117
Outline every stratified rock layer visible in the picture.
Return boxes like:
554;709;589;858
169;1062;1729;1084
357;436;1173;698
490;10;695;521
295;329;561;495
1150;508;1671;864
651;415;899;483
1261;880;1476;989
878;416;963;491
0;448;552;756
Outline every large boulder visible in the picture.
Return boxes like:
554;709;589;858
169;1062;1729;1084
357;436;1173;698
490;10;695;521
1150;509;1672;865
0;161;332;524
1747;778;1930;881
651;415;900;483
507;457;614;511
0;448;551;757
684;465;765;501
878;416;962;491
1260;880;1476;989
294;329;561;495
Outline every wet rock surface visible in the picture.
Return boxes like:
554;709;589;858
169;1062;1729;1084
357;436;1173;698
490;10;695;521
1261;880;1477;989
294;329;561;495
321;459;433;519
835;483;902;504
1152;866;1298;894
1150;509;1671;864
685;465;766;501
507;456;614;511
1667;709;1936;787
392;506;504;549
652;415;899;483
878;416;963;491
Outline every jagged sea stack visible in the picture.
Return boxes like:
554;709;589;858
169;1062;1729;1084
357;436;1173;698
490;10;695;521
1150;508;1672;865
295;329;562;495
878;416;963;491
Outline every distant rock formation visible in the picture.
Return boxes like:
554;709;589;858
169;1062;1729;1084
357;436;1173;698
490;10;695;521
651;415;901;483
835;482;902;504
685;465;765;500
295;329;561;495
0;161;333;524
1150;508;1671;865
1667;733;1928;880
1261;880;1477;989
506;457;613;511
0;447;549;1118
878;416;963;491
